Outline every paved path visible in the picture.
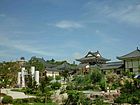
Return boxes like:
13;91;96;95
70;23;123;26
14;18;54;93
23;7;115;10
1;88;35;99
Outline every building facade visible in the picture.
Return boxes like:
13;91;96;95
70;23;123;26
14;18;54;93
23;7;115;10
117;47;140;74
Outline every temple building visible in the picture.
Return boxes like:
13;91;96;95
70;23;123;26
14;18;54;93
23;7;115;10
44;62;77;78
117;47;140;74
101;61;124;75
76;51;110;65
76;51;110;74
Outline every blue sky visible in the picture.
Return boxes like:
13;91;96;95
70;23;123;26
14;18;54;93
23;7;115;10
0;0;140;63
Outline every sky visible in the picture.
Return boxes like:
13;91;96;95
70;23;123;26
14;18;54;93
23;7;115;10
0;0;140;63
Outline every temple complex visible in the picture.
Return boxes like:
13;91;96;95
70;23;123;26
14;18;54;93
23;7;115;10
76;49;140;75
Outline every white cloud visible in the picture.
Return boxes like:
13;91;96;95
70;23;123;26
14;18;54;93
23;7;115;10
55;20;83;29
0;35;57;56
107;4;140;24
84;1;140;25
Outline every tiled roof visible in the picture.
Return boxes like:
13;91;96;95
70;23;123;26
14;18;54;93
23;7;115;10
77;63;89;68
56;62;73;70
46;62;76;72
46;67;62;72
76;51;110;61
101;61;124;70
117;48;140;60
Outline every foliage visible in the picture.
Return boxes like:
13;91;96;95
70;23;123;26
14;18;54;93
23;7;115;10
78;93;92;105
13;98;56;104
60;70;69;81
94;96;104;105
114;92;140;104
66;90;93;105
99;79;107;91
46;76;53;82
51;82;61;90
106;73;119;84
26;75;38;91
122;70;135;78
0;61;20;87
121;80;135;93
66;82;75;90
66;68;106;91
39;76;53;94
66;90;81;105
114;79;140;104
55;75;61;80
2;95;13;104
28;56;46;72
106;73;120;90
90;69;103;84
111;82;120;90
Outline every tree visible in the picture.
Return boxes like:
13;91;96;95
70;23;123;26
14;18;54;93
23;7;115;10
66;90;92;105
29;57;46;72
55;75;61;80
106;73;119;90
90;69;103;84
66;90;80;105
60;70;69;81
99;79;107;91
121;80;135;94
78;92;92;105
51;82;61;90
44;86;53;104
94;97;104;105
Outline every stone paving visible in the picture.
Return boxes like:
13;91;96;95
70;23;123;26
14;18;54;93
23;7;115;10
1;88;35;99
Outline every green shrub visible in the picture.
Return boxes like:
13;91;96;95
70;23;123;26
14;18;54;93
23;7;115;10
13;99;23;104
55;75;61;80
13;98;45;104
2;95;13;104
11;88;23;92
94;97;104;105
128;96;139;104
51;82;61;90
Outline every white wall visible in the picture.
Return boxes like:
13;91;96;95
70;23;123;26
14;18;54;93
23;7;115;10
35;71;39;85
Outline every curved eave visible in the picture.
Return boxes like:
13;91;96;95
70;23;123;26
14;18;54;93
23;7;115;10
105;59;111;61
101;65;123;70
76;58;110;62
117;56;140;60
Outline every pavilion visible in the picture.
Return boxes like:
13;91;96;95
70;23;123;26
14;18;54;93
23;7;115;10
76;51;110;74
76;51;110;65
